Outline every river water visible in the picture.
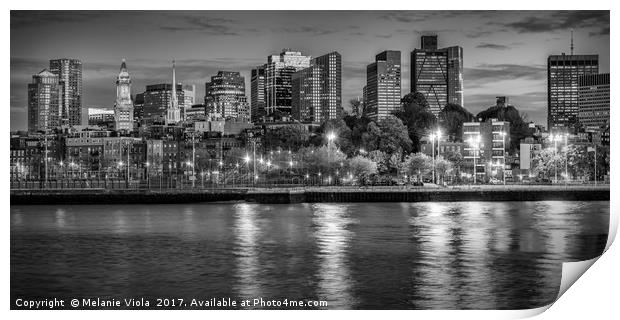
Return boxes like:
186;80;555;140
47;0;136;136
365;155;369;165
11;201;609;309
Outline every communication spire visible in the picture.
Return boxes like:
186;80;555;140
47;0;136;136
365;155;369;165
570;29;574;55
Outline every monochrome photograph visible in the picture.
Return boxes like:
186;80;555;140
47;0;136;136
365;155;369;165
9;9;611;311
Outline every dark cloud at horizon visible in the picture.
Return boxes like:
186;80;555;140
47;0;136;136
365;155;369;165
10;10;610;131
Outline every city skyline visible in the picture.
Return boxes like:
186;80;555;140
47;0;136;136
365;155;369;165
10;10;610;131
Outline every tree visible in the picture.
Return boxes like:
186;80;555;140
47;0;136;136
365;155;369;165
438;103;474;142
445;150;464;182
377;115;412;154
360;115;412;155
346;115;373;149
531;148;564;180
394;92;437;152
434;155;454;184
366;150;388;174
263;125;310;151
475;104;533;152
299;145;346;176
313;119;355;156
349;99;363;117
402;152;432;182
347;156;378;185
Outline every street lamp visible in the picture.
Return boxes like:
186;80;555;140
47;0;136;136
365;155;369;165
549;134;563;183
327;132;336;143
564;134;569;187
500;131;507;185
145;161;150;189
467;135;481;184
430;133;436;184
327;132;337;177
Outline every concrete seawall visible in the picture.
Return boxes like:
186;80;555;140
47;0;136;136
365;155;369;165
11;186;609;205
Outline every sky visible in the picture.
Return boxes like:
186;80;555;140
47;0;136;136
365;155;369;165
10;10;610;131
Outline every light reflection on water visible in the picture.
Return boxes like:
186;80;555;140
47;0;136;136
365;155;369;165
11;201;608;309
313;203;355;309
233;203;262;301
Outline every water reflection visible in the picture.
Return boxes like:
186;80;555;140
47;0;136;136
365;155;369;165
54;208;66;228
313;204;354;309
233;203;262;300
10;201;609;309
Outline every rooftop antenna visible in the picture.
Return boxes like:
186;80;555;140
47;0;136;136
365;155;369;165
570;29;574;55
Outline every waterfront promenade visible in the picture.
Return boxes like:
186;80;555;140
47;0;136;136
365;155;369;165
10;184;610;205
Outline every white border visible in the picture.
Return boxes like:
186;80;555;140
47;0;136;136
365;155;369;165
3;1;617;319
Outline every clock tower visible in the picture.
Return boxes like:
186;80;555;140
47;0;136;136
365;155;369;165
114;59;134;132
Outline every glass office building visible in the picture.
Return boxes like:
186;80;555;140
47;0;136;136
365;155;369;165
547;54;598;133
364;50;401;121
411;35;463;117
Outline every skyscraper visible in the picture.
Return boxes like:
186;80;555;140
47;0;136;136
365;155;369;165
27;69;61;133
265;50;311;118
578;73;609;132
292;66;321;122
445;46;464;107
182;84;196;121
547;54;599;133
166;61;181;125
113;59;134;132
133;93;145;123
292;51;342;122
364;50;401;121
205;71;250;121
250;66;265;123
49;58;82;126
411;35;463;116
142;84;184;124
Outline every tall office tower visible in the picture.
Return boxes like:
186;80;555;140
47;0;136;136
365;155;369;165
133;93;145;123
205;71;250;121
445;46;464;107
113;59;134;132
250;66;266;122
364;50;401;121
547;53;598;133
182;84;196;121
292;66;321;122
49;58;82;126
362;85;368;115
166;61;181;125
142;83;184;124
411;35;464;116
312;51;342;120
292;51;342;122
578;73;609;132
27;69;62;133
265;49;311;117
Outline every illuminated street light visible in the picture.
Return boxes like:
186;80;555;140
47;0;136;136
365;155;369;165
327;132;336;142
467;135;481;184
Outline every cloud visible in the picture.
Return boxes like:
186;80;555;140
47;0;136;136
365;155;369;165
10;11;110;29
502;11;609;33
476;43;510;50
589;27;610;36
272;26;337;36
159;15;242;35
380;11;486;23
465;64;546;84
